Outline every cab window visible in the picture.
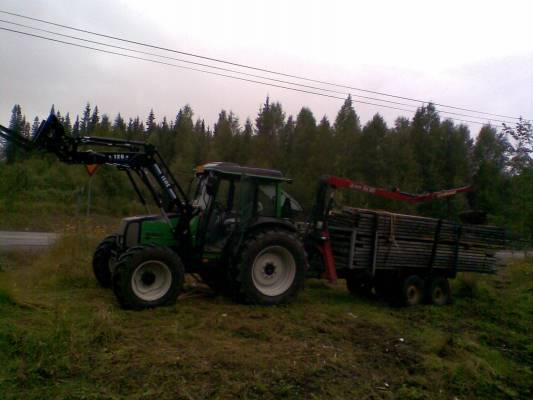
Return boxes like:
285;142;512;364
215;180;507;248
257;184;277;217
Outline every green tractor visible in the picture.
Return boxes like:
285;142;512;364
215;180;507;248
1;114;308;309
97;162;308;309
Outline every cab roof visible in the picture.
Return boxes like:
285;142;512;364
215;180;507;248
196;162;291;182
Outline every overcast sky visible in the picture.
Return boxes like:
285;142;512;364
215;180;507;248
0;0;531;133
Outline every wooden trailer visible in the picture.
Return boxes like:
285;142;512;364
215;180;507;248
306;176;506;305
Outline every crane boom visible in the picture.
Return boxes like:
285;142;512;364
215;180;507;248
310;175;473;282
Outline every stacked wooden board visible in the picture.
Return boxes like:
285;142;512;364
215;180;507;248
328;207;506;274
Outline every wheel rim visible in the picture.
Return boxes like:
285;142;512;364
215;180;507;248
406;285;421;305
131;260;172;302
251;245;297;297
433;285;447;305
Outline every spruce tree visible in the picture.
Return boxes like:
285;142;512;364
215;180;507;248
113;113;126;136
100;114;111;135
360;114;388;186
5;104;24;163
89;105;100;133
64;113;72;133
31;116;41;137
72;116;80;137
333;96;361;178
146;109;157;135
81;103;91;134
254;97;285;168
470;125;510;216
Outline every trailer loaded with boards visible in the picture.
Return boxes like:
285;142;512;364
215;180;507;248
306;176;506;305
1;113;506;309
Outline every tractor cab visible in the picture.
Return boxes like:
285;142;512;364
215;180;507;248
191;162;302;253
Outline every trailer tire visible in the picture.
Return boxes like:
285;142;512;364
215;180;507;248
398;275;425;306
92;235;119;288
374;276;394;300
112;245;184;310
427;277;451;306
232;229;307;305
346;271;373;297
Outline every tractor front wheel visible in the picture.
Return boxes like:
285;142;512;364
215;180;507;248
233;229;307;305
92;235;119;288
112;246;184;310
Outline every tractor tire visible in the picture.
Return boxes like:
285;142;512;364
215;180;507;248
397;274;425;306
427;277;451;306
92;235;119;288
232;229;307;305
112;245;184;310
346;271;373;298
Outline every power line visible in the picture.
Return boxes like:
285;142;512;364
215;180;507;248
0;26;502;127
0;18;516;126
0;9;528;122
0;18;420;111
0;25;513;127
0;27;414;112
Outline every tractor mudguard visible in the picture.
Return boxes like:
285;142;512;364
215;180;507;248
244;217;298;235
119;214;179;248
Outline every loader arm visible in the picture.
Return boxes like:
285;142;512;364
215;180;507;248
0;123;33;150
1;113;191;218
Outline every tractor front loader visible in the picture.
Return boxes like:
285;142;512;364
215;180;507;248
0;113;307;309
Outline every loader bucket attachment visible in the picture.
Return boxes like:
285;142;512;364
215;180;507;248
32;113;71;159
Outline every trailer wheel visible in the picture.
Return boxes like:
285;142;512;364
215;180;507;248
346;271;373;297
427;277;451;306
233;229;307;305
398;275;424;306
374;277;393;300
112;245;184;310
92;235;119;288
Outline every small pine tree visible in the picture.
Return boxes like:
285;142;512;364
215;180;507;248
113;113;126;136
81;103;91;134
72;115;80;137
89;105;100;133
64;113;72;133
5;104;24;163
31;116;41;137
100;114;111;135
146;109;157;134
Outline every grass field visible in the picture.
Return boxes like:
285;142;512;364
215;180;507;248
0;222;532;400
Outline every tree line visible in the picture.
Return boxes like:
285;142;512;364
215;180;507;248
1;97;532;241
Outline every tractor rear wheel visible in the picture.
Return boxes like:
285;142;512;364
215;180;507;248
112;246;184;309
92;235;119;288
233;229;307;305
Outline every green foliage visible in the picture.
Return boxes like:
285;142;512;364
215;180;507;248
1;100;532;241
